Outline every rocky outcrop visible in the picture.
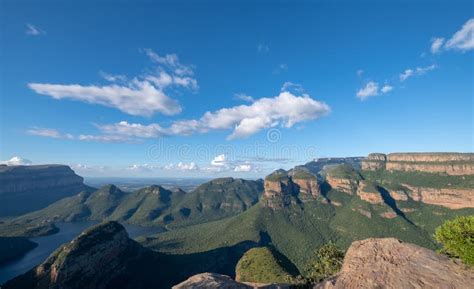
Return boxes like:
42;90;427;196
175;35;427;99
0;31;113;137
315;238;474;289
261;169;320;209
0;165;91;216
325;176;357;195
2;221;163;289
172;273;291;289
361;153;474;175
173;273;252;289
402;184;474;209
355;181;383;204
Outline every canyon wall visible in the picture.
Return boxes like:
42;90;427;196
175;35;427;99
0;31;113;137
361;152;474;175
0;165;90;217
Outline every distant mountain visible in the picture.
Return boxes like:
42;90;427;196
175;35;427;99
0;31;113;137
294;157;364;176
0;178;263;237
0;165;93;217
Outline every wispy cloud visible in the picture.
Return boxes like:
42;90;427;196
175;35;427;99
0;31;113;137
356;82;392;101
26;127;74;139
399;64;436;82
28;89;330;142
25;23;45;36
430;18;474;53
430;37;445;54
28;49;197;117
273;63;288;74
234;93;255;103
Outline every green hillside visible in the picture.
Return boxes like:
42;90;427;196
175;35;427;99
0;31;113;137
142;187;474;274
235;246;299;283
0;178;263;237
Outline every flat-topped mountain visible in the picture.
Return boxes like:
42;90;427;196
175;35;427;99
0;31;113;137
361;152;474;175
0;165;92;217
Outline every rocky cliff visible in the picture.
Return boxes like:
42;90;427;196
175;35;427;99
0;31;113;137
316;238;474;289
0;165;91;216
2;222;164;289
361;152;474;175
261;169;320;209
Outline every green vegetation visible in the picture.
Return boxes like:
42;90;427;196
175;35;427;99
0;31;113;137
304;242;344;283
0;237;37;264
0;178;263;237
326;164;362;180
361;169;474;189
435;215;474;266
291;169;316;180
235;246;298;283
265;169;290;182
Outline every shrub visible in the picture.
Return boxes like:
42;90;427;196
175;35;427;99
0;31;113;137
304;242;344;283
434;215;474;266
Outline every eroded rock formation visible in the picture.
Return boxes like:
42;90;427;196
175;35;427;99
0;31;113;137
402;184;474;209
315;238;474;289
261;169;320;209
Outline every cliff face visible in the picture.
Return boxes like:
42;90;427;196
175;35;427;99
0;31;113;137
315;238;474;289
261;169;320;209
0;165;90;217
361;152;474;175
326;176;358;195
355;181;383;204
402;184;474;209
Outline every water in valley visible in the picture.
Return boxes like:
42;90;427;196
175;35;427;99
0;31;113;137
0;222;164;284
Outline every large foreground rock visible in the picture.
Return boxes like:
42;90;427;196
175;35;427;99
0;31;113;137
172;272;291;289
315;238;474;289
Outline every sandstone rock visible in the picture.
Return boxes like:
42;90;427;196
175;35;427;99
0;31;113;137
356;181;383;204
261;169;320;209
361;152;474;175
325;176;357;195
402;184;474;209
388;189;408;201
380;211;397;218
172;273;291;289
315;238;474;289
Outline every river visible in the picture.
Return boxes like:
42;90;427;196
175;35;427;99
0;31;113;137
0;222;164;284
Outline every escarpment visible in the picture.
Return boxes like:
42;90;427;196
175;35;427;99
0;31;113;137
0;165;91;217
261;169;320;209
361;152;474;175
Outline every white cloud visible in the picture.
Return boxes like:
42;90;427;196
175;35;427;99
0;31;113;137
127;164;160;171
211;154;228;167
445;18;474;51
26;127;74;139
430;37;445;54
234;163;253;172
234;93;255;103
381;85;393;94
25;23;45;36
28;49;197;117
1;156;33;166
281;82;304;94
356;69;364;77
356;81;379;100
356;82;393;100
164;162;199;171
91;90;330;141
399;64;436;82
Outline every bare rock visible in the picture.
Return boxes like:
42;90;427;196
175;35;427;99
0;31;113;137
315;238;474;289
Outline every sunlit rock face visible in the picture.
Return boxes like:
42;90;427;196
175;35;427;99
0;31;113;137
261;169;320;209
315;238;474;289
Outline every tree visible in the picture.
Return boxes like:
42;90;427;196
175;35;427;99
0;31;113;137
434;215;474;266
304;242;344;283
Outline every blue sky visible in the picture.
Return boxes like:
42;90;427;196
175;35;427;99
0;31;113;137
1;0;473;178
